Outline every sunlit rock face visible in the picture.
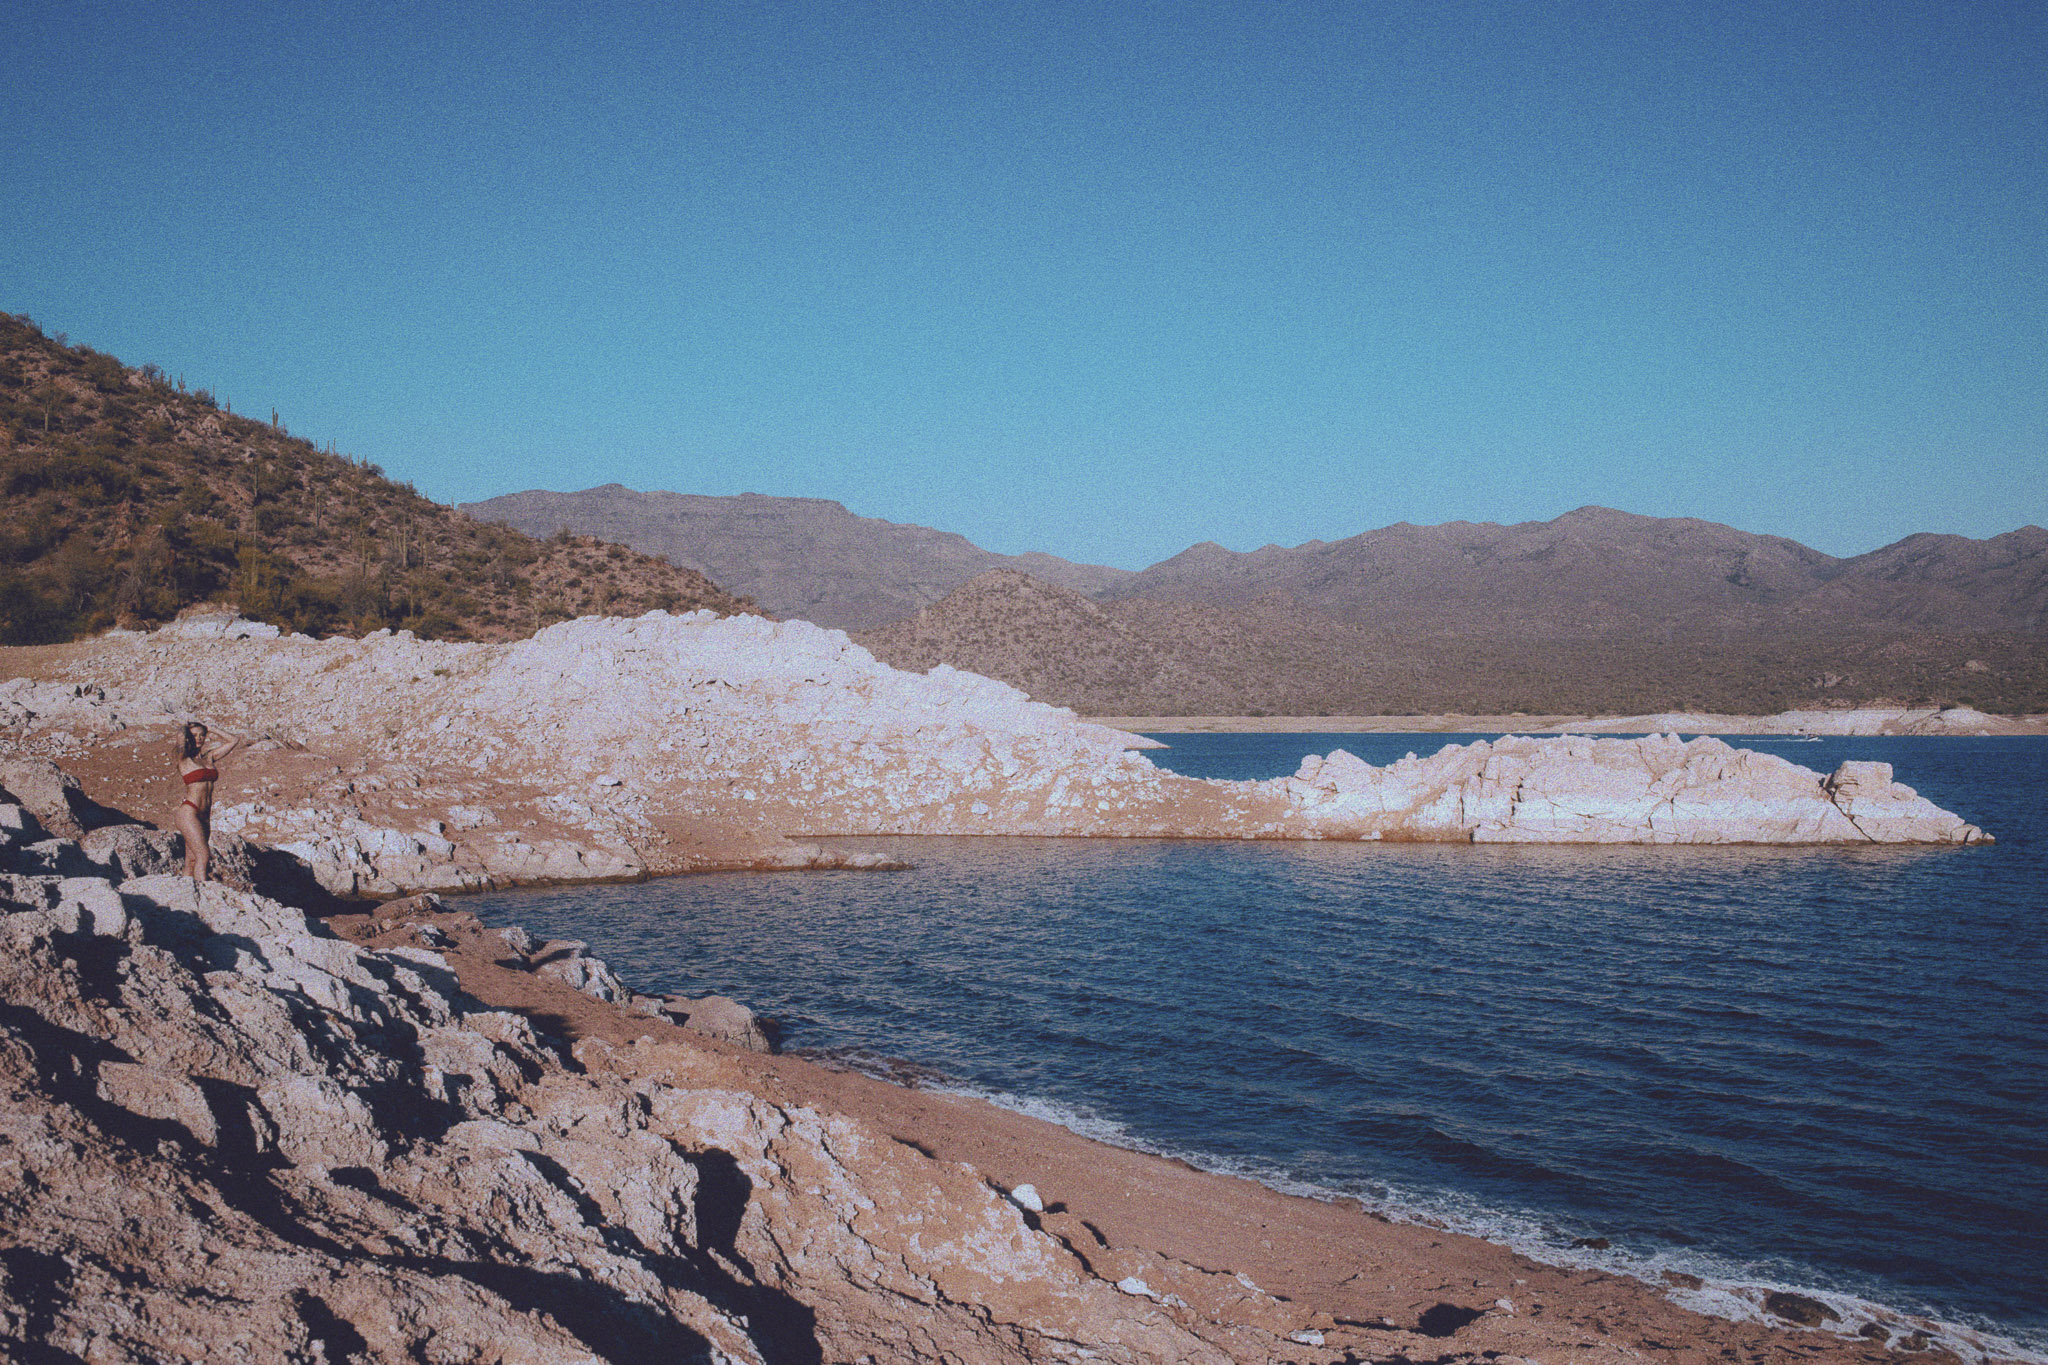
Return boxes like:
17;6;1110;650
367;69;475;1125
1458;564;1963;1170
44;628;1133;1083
1286;735;1988;845
0;612;1989;897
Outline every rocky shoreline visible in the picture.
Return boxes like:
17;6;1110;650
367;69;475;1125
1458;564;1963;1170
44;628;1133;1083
1091;708;2048;735
0;611;2015;1360
0;611;1993;901
1;764;2023;1363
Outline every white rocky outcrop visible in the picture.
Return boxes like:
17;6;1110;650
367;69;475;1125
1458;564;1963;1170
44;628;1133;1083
1286;735;1987;844
0;613;1992;895
0;678;133;736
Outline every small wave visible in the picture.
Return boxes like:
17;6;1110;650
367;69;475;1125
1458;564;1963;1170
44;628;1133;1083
791;1045;958;1089
935;1078;2048;1364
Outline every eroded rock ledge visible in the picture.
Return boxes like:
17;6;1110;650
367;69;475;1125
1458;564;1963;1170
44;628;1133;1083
0;611;1990;897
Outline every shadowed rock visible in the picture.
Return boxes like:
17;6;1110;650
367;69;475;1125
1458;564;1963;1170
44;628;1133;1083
0;758;134;840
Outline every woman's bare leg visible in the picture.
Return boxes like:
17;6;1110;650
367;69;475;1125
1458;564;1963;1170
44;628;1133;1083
174;803;210;881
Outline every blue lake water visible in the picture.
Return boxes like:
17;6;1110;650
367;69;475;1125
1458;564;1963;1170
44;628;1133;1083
464;733;2048;1352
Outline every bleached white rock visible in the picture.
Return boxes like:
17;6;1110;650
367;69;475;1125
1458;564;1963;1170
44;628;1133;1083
1287;735;1987;845
1;813;1232;1361
534;949;628;1003
158;611;281;640
0;615;1994;896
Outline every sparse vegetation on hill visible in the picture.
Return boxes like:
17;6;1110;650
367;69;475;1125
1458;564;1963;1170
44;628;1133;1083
859;571;2048;715
0;315;751;644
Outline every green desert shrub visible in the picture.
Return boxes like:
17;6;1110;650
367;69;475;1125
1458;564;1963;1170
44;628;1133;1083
80;350;127;393
176;478;217;516
0;570;72;644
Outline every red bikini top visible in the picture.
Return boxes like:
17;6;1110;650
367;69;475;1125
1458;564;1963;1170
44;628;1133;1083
181;767;219;784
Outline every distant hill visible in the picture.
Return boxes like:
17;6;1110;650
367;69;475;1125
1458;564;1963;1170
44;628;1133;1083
460;484;1133;630
1101;505;2048;639
860;552;2048;717
1818;529;2048;633
851;570;1229;712
0;316;750;645
15;310;2040;711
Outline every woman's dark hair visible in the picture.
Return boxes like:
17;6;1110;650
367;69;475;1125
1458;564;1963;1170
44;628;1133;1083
180;723;206;761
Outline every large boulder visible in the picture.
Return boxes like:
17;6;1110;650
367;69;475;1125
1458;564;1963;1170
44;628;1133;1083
657;993;776;1053
0;757;134;840
80;822;182;879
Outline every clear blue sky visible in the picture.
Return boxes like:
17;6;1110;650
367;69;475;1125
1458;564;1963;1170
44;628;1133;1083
4;0;2043;568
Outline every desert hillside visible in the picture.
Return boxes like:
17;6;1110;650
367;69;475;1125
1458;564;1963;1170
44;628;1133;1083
461;483;1133;629
0;315;750;645
858;569;2048;715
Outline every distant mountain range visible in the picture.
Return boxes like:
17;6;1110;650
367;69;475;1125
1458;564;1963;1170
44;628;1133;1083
461;485;1130;630
1099;505;2048;638
855;569;2048;716
17;309;2036;713
461;486;2047;714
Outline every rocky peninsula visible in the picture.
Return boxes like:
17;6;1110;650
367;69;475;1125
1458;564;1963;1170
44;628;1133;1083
0;610;1991;897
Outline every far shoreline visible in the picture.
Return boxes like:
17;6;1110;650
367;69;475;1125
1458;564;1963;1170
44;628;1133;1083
1092;710;2048;736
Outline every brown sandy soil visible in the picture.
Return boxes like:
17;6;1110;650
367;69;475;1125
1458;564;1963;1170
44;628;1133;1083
330;900;1997;1365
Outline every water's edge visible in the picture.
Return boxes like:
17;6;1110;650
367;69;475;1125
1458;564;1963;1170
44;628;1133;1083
803;1042;2044;1363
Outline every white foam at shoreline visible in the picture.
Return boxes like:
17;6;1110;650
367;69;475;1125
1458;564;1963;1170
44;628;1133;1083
935;1079;2048;1363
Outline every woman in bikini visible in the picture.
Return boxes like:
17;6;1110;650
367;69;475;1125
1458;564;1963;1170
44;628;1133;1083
174;721;243;882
